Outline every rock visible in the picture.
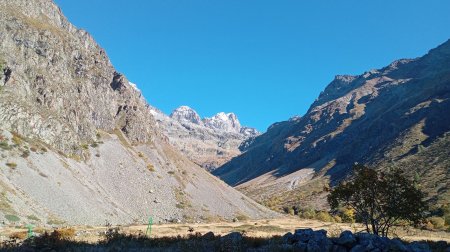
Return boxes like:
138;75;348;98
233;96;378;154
282;232;294;244
349;244;366;252
293;242;307;252
332;244;348;252
293;228;314;242
337;230;356;247
408;241;431;252
389;238;409;252
202;231;215;240
221;232;243;244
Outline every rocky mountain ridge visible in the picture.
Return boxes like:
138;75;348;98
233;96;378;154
214;40;450;210
152;106;259;170
0;0;274;225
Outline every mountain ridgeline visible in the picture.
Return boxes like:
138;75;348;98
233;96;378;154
151;106;259;170
214;40;450;209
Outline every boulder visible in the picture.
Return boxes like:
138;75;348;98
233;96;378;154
282;232;294;244
389;238;409;252
293;228;315;243
349;244;367;252
293;241;307;252
221;232;243;243
336;230;356;247
408;241;431;252
332;244;348;252
202;231;215;240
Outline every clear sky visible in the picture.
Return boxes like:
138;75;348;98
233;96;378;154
55;0;450;132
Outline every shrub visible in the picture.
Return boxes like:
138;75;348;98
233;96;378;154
299;208;316;219
27;215;40;221
138;152;144;158
21;150;30;158
316;211;334;222
90;142;99;148
30;147;38;152
41;147;48;152
429;216;445;229
9;231;27;240
6;162;17;169
0;141;11;150
167;171;175;175
339;207;355;223
11;134;22;145
55;228;76;240
147;164;155;172
5;214;20;222
81;144;89;150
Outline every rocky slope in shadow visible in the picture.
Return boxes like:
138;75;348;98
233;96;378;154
0;0;275;225
214;40;450;210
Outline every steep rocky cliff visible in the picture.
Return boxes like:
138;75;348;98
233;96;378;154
214;40;450;210
0;0;274;225
151;106;259;170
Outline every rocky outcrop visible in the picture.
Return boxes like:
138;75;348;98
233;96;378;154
152;106;259;170
214;39;450;209
0;0;155;155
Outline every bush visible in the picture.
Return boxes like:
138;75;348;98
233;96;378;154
316;211;334;222
21;150;30;158
5;214;20;222
55;228;76;240
339;207;355;223
9;231;27;240
429;217;445;229
147;164;155;172
0;141;11;150
11;134;22;145
6;162;17;169
298;208;316;219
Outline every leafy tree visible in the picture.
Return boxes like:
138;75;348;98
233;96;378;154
328;164;428;237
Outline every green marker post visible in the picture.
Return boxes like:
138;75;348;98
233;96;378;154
146;217;153;238
27;224;34;238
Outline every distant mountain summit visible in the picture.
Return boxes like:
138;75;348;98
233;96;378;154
170;106;202;125
152;106;259;170
203;112;242;133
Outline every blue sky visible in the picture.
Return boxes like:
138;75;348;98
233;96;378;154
55;0;450;131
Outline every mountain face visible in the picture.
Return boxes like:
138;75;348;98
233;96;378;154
0;0;274;225
214;40;450;210
170;106;202;125
151;106;259;170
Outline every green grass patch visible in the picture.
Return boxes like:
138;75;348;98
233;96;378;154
5;214;20;222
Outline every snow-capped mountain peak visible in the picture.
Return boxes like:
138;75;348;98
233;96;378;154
170;106;203;125
203;112;242;133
